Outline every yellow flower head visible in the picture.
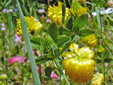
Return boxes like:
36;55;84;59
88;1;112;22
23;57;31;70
91;73;104;85
68;43;95;59
84;34;98;47
15;16;43;35
48;1;70;26
62;43;95;83
70;0;87;16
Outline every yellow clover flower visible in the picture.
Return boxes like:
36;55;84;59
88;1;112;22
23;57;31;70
15;16;43;35
62;43;95;83
48;1;70;26
91;73;104;85
84;34;98;47
70;0;87;16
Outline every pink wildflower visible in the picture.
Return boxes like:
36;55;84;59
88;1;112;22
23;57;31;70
37;67;44;74
88;14;91;22
3;9;9;14
33;51;35;54
50;71;58;79
40;15;44;19
41;81;47;85
46;19;51;23
9;56;26;64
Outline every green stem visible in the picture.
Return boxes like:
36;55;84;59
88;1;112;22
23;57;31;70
82;0;90;13
102;61;105;84
54;59;70;85
5;0;12;7
63;0;66;4
2;14;8;84
108;70;113;81
92;18;112;52
68;0;71;6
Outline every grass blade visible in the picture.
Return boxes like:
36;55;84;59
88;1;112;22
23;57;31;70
16;0;41;85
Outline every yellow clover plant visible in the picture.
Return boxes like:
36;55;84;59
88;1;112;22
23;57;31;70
70;0;87;16
91;73;104;85
62;43;95;83
15;16;43;36
48;1;70;26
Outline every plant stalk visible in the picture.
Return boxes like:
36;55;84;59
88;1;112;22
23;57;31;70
54;59;70;85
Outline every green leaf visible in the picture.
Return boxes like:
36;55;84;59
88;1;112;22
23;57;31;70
79;29;95;37
56;36;71;47
36;59;48;64
45;35;57;48
64;16;73;30
60;27;71;35
58;42;73;56
35;55;47;64
48;23;59;41
7;13;14;34
44;67;53;81
72;14;88;31
47;49;54;59
72;35;79;43
95;7;102;31
62;3;66;25
35;54;53;64
30;37;45;46
101;51;109;60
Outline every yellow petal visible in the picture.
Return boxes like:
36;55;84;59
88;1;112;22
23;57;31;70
78;47;95;59
69;43;79;53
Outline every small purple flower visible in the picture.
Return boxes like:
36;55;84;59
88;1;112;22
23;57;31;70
8;9;13;12
15;34;22;44
38;9;45;13
105;63;109;67
1;23;5;27
35;19;39;22
14;8;18;12
41;4;44;7
1;27;6;31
